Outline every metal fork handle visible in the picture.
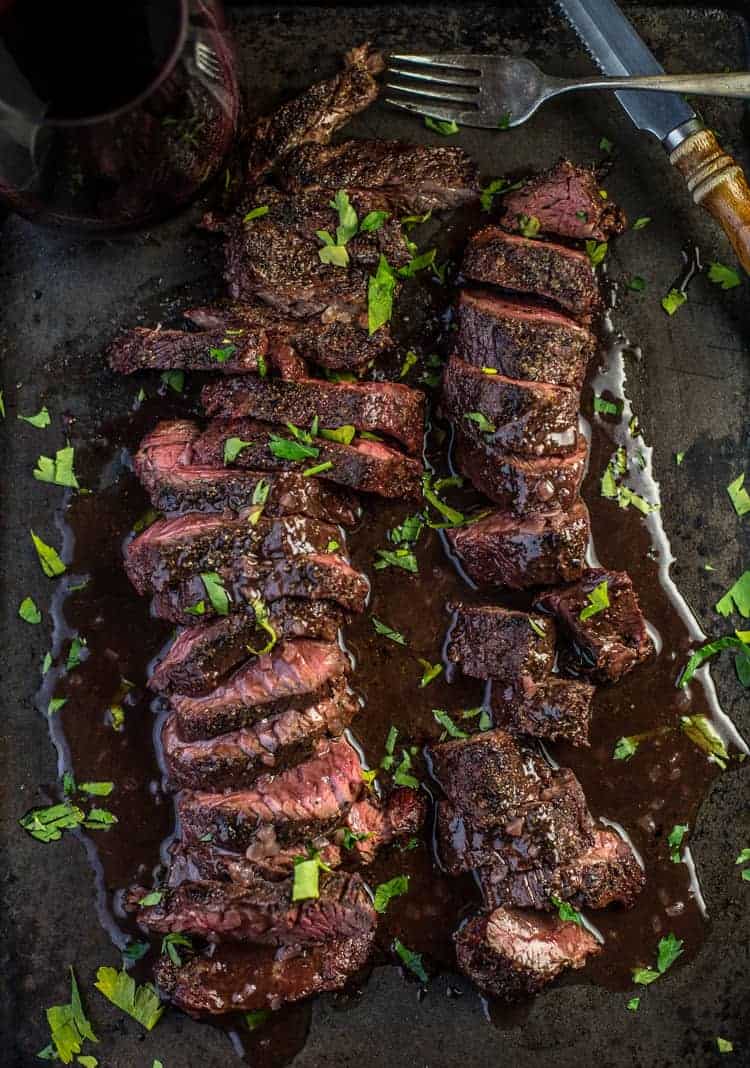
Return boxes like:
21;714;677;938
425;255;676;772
545;71;750;99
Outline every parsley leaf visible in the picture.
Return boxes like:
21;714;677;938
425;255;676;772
614;736;638;761
627;276;646;292
20;801;84;842
627;997;640;1012
161;932;193;967
667;824;688;863
680;714;729;768
399;350;418;379
268;434;319;462
94;966;164;1030
579;579;609;621
464;411;495;434
394;938;428;982
585;240;608;266
373;875;410;914
320;424;356;445
243;205;269;223
201;572;230;616
31;530;66;577
550;895;584;927
593;395;622;416
19;596;41;624
34;445;80;489
18;406;51;428
656;932;684;973
708;262;741;291
209;344;236;363
632;216;651;230
716;1038;734;1054
160;370;184;393
715;571;750;617
480;178;509;212
424;116;458;135
368;255;397;335
246;598;277;656
360;210;390;233
245;1009;271;1031
418;659;443;687
678;634;750;686
727;473;750;517
599;136;614;153
41;967;98;1064
292;853;330;901
517;213;540;238
398;248;437;278
433;709;468;740
375;548;418;573
392;749;420;789
662;289;687;316
372;617;407;645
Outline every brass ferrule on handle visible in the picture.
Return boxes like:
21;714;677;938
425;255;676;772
669;128;750;275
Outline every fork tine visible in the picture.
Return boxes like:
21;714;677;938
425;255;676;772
385;97;475;125
386;81;478;105
387;64;480;89
390;52;481;72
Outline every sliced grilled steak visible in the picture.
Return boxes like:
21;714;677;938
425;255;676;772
455;289;594;389
171;639;350;739
202;376;425;455
155;934;373;1015
490;677;595;748
454;907;600;1001
151;553;369;624
442;356;580;457
136;421;358;525
162;681;358;789
478;829;644;911
447;604;555;684
453;427;588;515
500;159;627;242
167;788;425;882
279;138;480;212
126;511;340;596
534;568;654;682
193;418;423;499
219;187;409;317
462;229;599;320
177;737;363;851
136;870;375;946
108;325;266;377
447;501;590;590
245;43;384;184
150;600;347;695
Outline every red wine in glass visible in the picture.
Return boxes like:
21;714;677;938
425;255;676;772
0;0;239;231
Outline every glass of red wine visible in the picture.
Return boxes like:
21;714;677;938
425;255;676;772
0;0;239;232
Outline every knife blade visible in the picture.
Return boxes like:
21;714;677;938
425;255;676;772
557;0;702;149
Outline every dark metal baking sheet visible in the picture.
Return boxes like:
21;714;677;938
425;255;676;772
1;4;749;1065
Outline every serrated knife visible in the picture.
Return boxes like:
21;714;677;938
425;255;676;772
557;0;750;272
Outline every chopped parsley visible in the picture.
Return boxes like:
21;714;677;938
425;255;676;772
368;255;397;335
292;852;331;901
614;736;638;761
48;697;68;715
66;635;86;671
550;895;583;927
464;411;495;434
529;618;546;638
661;289;687;316
94;966;164;1030
394;938;428;982
708;262;741;291
268;433;319;462
517;213;540;238
247;598;277;655
433;709;468;740
398;248;437;278
727;473;750;517
392;749;420;789
201;572;230;616
38;967;98;1064
184;600;206;616
160;932;193;966
160;369;184;393
20;801;83;842
599;136;613;154
399;350;418;379
418;659;443;687
424;116;458;135
716;1038;734;1053
676;451;685;465
19;596;41;624
18;406;51;428
461;705;493;731
320;424;356;445
31;530;66;577
680;714;729;768
626;276;646;292
243;205;269;223
244;1009;271;1031
715;571;750;617
373;875;409;914
34;445;80;489
360;209;390;232
381;725;399;770
627;997;640;1012
138;891;163;907
585;240;608;266
632;932;683;985
422;473;465;528
480;178;509;212
667;824;688;863
593;395;622;416
736;848;750;882
632;216;651;230
122;941;149;964
389;513;423;546
374;547;418;573
209;344;236;363
579;579;609;621
498;111;512;129
372;617;407;645
302;460;333;477
678;634;750;687
341;829;372;850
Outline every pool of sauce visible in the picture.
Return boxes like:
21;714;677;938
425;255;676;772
32;210;746;1064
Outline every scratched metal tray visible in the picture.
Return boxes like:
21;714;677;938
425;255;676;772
2;3;749;1066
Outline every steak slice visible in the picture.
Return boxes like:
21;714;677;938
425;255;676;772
447;501;590;590
167;787;425;882
193;418;423;499
161;681;358;790
177;737;364;851
245;43;384;184
279;138;480;212
442;356;580;457
126;511;340;596
462;229;599;320
490;677;595;748
202;376;425;456
534;568;654;682
478;829;644;911
136;422;358;526
136;870;375;946
447;604;556;684
171;638;350;739
455;289;594;389
108;325;266;376
454;426;588;515
151;553;369;624
500;159;627;242
155;935;373;1015
150;599;347;695
454;907;600;1001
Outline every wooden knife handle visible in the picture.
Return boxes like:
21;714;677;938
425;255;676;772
669;128;750;274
